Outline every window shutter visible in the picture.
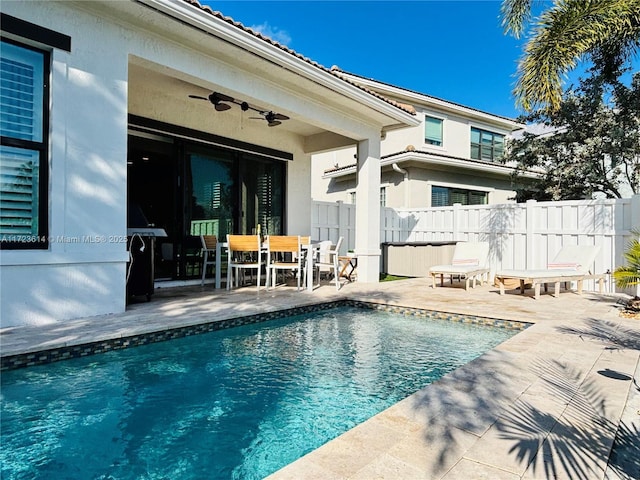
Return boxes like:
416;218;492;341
431;186;448;207
0;43;44;142
0;41;45;239
0;146;39;235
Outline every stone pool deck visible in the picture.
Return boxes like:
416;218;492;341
1;277;639;479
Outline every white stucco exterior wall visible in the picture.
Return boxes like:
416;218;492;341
2;2;129;326
0;1;317;326
313;104;519;207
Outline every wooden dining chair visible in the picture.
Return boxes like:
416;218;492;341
226;234;262;291
265;235;302;290
200;235;217;286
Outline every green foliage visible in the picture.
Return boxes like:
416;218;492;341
379;273;410;282
502;0;640;112
504;71;640;200
613;230;640;288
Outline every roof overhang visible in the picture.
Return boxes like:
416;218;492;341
332;69;524;132
88;0;420;145
323;151;541;179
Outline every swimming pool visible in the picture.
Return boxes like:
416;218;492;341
1;305;524;479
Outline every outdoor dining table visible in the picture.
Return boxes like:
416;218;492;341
214;239;320;292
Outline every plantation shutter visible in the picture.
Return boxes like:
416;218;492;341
0;42;45;237
431;186;448;207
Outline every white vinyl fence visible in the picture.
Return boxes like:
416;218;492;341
311;196;640;294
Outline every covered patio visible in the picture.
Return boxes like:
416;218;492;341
1;0;419;327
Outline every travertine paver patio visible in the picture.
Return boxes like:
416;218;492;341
1;277;639;479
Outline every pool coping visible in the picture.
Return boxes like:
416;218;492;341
0;299;530;371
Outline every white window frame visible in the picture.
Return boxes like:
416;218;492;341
424;114;446;149
0;38;50;249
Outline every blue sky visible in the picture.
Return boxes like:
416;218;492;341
205;1;571;120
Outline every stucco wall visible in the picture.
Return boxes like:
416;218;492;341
2;2;129;326
1;1;315;326
312;103;517;207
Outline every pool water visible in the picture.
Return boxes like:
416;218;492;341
1;306;519;480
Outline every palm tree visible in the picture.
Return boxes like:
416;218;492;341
501;0;640;111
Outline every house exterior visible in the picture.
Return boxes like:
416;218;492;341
0;0;418;327
313;68;531;208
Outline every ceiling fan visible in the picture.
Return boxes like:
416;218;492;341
250;111;290;127
188;91;289;127
188;92;234;111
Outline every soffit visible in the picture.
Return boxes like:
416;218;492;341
75;0;418;141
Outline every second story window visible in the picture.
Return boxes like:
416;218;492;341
470;127;504;161
380;186;386;207
425;116;443;146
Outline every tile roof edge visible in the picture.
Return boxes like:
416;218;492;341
180;0;416;116
330;66;520;124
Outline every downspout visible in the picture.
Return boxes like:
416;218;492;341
392;163;409;207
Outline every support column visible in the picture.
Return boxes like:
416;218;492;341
355;135;381;283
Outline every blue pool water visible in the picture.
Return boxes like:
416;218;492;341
1;306;519;480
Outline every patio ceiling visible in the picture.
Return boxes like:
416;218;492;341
84;0;420;153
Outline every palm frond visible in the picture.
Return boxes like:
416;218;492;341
501;0;534;38
514;0;640;111
613;233;640;288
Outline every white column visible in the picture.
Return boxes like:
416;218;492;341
355;135;381;283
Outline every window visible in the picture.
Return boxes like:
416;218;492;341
470;127;504;162
431;186;488;207
0;39;49;248
380;186;386;207
425;116;443;146
349;191;356;204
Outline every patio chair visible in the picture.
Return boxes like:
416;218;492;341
200;235;217;286
495;245;604;299
314;237;344;291
265;235;303;290
226;234;263;291
299;236;311;289
428;241;490;290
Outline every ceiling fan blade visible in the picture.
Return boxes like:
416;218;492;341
268;121;282;127
188;95;209;101
273;113;289;120
212;92;234;103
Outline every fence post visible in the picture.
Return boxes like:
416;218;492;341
526;199;537;269
337;200;348;248
453;203;461;240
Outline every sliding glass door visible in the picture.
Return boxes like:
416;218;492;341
239;155;284;236
128;130;286;281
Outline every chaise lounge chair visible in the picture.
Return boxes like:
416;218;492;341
429;241;490;290
495;245;605;299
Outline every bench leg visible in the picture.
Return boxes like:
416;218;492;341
520;279;525;294
498;278;505;295
577;279;583;295
554;281;560;297
534;283;541;299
